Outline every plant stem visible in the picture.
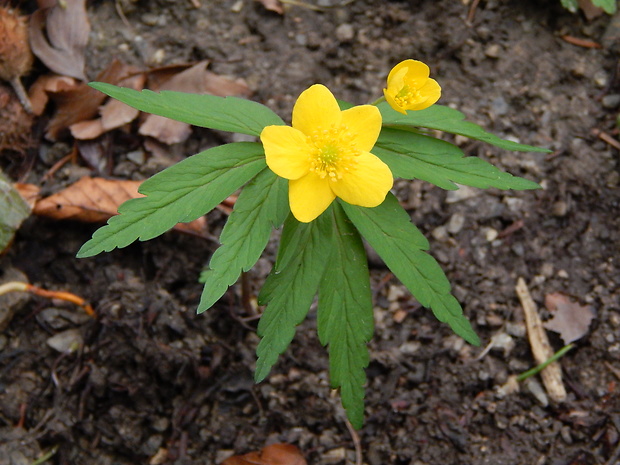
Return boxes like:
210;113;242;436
516;343;575;382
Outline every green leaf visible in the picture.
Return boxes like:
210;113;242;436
378;101;550;153
592;0;616;14
0;171;31;253
198;169;288;312
374;128;540;190
317;203;373;429
341;194;480;346
77;142;266;258
255;212;334;382
89;82;285;136
561;0;578;12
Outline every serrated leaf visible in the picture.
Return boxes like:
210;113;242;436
198;169;288;312
341;195;480;345
593;0;616;14
374;128;540;190
89;82;285;136
0;171;31;253
77;142;266;257
317;203;373;429
255;213;334;382
378;101;550;153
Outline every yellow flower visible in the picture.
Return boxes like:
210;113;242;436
383;59;441;114
260;84;393;223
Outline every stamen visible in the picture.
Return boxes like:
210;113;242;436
306;123;360;181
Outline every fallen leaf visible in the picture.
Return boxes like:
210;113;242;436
221;444;307;465
29;0;90;81
0;170;33;253
14;183;41;209
30;59;136;140
32;176;209;238
140;61;251;144
543;292;595;344
255;0;284;14
578;0;604;20
71;68;145;140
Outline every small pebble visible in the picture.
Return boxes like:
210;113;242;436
594;70;608;88
335;23;355;42
47;329;83;353
602;94;620;109
400;341;421;355
447;212;465;234
552;200;568;216
506;322;526;338
483;227;498;241
431;225;449;242
231;0;243;12
446;185;479;203
525;378;548;407
484;44;502;58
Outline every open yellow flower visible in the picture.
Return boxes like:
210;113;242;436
260;84;393;223
383;59;441;114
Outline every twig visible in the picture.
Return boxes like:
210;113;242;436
0;281;95;317
466;0;481;24
344;417;362;465
114;0;133;30
592;128;620;151
515;277;567;402
561;35;602;49
279;0;356;11
605;361;620;381
9;76;32;114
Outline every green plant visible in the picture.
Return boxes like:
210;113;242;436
77;60;547;428
561;0;617;14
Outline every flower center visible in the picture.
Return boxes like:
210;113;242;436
394;84;422;107
307;125;360;181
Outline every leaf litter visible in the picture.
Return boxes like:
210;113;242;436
543;292;595;344
221;443;307;465
19;177;209;238
29;0;90;81
139;61;252;144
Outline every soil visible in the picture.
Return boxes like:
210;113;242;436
1;0;620;464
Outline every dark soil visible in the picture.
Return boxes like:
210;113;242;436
2;0;620;464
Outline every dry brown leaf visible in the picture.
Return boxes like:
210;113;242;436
31;59;137;140
578;0;604;20
71;68;145;140
255;0;284;14
543;293;595;344
14;183;41;209
32;176;208;238
140;61;251;144
221;444;307;465
29;0;90;81
0;7;33;82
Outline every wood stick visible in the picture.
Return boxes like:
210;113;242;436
516;277;567;402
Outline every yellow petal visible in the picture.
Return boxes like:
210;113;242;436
405;78;442;111
383;87;407;114
292;84;342;136
340;105;382;152
289;173;336;223
261;125;311;180
331;152;393;207
388;59;429;88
